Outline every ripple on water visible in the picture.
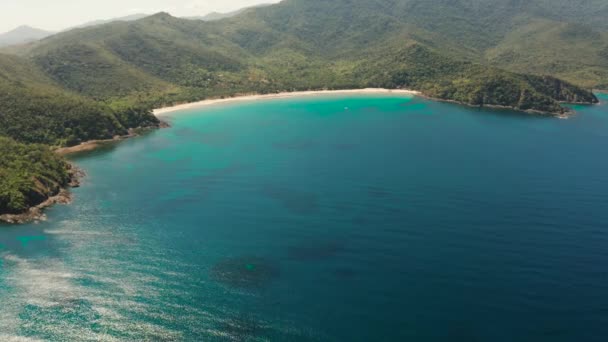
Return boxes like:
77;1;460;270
212;313;324;342
260;185;319;215
288;241;345;261
210;256;280;290
0;243;187;340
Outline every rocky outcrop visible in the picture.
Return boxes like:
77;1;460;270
0;165;84;224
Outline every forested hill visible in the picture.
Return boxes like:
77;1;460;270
3;0;601;119
0;0;605;218
0;52;159;220
223;0;608;89
0;54;160;146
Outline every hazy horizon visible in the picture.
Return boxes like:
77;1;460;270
0;0;280;33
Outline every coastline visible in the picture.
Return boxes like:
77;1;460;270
55;134;138;156
3;87;600;224
415;93;602;119
153;88;421;116
153;88;593;118
57;86;593;157
54;124;169;156
4;89;418;224
0;166;84;224
0;190;73;224
2;127;164;223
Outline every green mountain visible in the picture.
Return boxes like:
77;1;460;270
230;0;608;88
1;0;606;218
7;0;600;114
0;54;160;146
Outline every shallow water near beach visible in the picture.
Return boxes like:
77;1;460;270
1;94;608;341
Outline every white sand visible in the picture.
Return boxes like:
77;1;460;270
153;88;421;116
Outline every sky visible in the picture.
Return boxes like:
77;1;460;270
0;0;281;33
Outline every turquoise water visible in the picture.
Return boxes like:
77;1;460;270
1;94;608;341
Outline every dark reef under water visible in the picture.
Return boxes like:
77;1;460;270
210;256;280;290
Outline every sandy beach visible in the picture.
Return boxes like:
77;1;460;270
153;88;421;116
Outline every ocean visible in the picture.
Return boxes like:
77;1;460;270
1;93;607;341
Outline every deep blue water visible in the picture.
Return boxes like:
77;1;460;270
1;93;608;341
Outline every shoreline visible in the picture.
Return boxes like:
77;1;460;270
45;87;606;156
415;94;569;118
0;166;84;224
54;124;169;156
153;88;595;118
0;190;73;224
55;134;137;156
415;93;603;118
153;88;421;116
4;89;417;224
3;87;601;224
